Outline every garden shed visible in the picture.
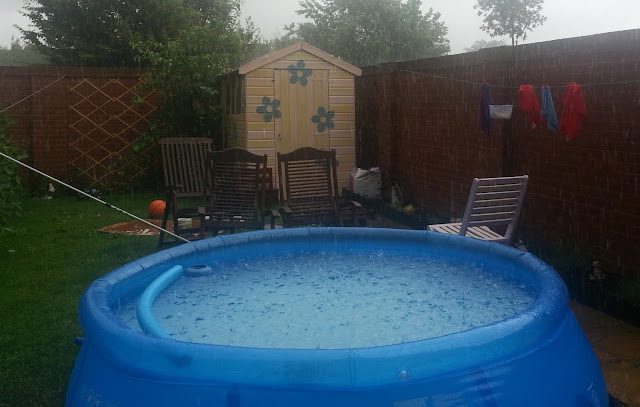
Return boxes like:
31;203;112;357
220;41;362;190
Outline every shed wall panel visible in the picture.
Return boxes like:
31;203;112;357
330;70;353;79
330;78;355;88
287;50;323;61
246;95;270;105
330;96;355;104
329;87;356;96
246;69;273;78
248;121;275;131
246;86;274;97
246;78;274;88
247;130;275;140
329;104;355;113
247;139;275;149
263;61;337;70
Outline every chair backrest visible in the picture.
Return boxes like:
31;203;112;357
206;148;268;225
159;137;212;198
277;147;340;223
459;175;529;243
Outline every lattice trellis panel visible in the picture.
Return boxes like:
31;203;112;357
68;78;157;189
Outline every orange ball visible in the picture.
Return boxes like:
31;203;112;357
147;200;166;218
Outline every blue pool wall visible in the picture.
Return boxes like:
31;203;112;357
65;228;608;407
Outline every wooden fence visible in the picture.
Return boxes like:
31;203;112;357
356;29;640;278
0;67;159;189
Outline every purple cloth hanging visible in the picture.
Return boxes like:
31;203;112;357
478;83;493;135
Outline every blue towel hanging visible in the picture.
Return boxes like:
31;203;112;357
541;86;558;132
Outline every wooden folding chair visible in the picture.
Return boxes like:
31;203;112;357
199;148;279;236
276;147;362;228
158;137;212;245
428;175;529;245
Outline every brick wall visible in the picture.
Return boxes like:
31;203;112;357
356;29;640;277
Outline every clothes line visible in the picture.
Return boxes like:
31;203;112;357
0;75;66;114
480;81;587;141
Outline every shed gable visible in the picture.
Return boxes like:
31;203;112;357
239;41;362;76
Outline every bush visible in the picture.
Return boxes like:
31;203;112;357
134;6;258;148
0;114;26;234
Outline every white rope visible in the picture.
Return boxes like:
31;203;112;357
0;151;191;243
0;75;66;114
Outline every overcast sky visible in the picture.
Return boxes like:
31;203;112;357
2;0;639;54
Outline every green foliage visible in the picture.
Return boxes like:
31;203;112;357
0;38;50;66
474;0;547;46
286;0;450;66
464;38;508;52
19;0;197;67
135;3;258;145
249;30;301;61
0;115;26;234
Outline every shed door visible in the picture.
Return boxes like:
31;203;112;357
274;68;330;154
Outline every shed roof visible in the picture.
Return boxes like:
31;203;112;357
238;41;362;76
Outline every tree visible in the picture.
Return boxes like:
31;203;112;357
18;0;259;147
248;27;301;61
464;39;507;52
286;0;450;66
18;0;250;67
133;8;258;144
474;0;546;46
19;0;185;66
0;38;49;66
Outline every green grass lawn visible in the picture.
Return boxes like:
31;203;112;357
0;192;164;407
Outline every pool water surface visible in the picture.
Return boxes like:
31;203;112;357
117;247;534;348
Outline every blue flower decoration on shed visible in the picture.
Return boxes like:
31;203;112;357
311;106;335;133
256;96;281;122
288;60;313;86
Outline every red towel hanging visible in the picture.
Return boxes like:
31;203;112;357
517;85;543;129
559;83;587;141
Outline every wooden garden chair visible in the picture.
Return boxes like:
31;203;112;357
198;148;279;236
427;175;529;245
276;147;362;228
158;137;212;245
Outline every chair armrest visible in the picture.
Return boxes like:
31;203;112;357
338;199;366;227
278;206;293;216
164;185;178;196
197;206;208;238
339;199;362;208
263;209;280;218
277;206;293;228
263;209;280;230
